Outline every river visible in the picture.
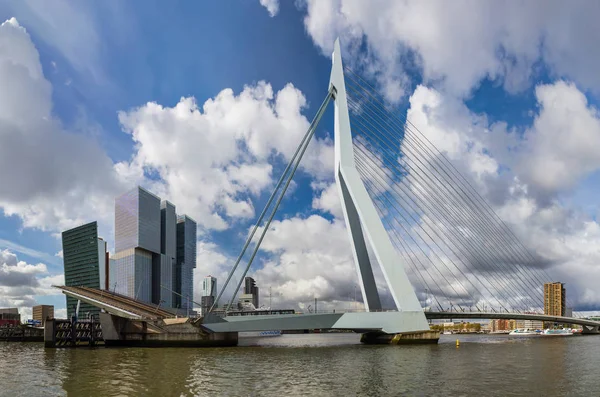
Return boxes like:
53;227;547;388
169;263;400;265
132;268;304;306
1;333;598;396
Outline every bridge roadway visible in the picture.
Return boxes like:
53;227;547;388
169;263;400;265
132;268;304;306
201;310;600;334
55;286;600;334
425;311;600;330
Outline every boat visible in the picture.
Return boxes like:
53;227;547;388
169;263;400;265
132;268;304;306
442;331;452;335
509;328;540;336
542;329;573;336
238;330;282;338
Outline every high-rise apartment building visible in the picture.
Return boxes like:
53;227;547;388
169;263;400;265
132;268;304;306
176;215;197;311
32;305;54;326
244;277;259;308
544;282;566;317
200;276;217;316
62;221;109;319
114;187;196;311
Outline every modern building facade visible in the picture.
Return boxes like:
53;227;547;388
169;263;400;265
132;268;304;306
114;187;161;304
114;187;196;311
32;305;54;326
160;201;177;308
200;276;217;316
176;215;197;311
544;282;566;317
62;221;108;319
244;277;259;308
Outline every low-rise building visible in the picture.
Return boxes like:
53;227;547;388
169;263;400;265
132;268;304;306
32;305;54;326
0;308;20;326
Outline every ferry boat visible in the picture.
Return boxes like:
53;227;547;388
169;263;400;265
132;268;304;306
542;329;573;336
508;328;540;336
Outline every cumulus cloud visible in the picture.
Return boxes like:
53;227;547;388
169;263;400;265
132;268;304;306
0;18;128;233
518;81;600;199
301;1;600;99
400;80;600;309
117;81;333;232
0;249;64;318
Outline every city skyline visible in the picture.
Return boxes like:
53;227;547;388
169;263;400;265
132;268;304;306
3;2;600;320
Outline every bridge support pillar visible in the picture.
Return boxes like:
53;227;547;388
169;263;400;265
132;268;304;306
582;325;600;334
360;330;440;345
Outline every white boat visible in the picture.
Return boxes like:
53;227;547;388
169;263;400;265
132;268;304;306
542;329;573;336
509;328;540;336
442;331;452;335
238;330;282;338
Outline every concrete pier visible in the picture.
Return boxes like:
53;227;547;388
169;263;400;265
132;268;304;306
360;330;440;345
100;313;238;347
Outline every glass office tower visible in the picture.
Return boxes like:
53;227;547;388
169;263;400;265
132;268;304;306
176;215;197;311
114;187;161;304
62;221;107;319
114;186;197;311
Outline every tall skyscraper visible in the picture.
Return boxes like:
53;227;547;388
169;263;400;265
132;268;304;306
201;276;217;316
114;186;197;311
114;187;161;304
176;215;197;311
62;221;108;318
544;282;566;317
160;201;177;307
244;277;259;308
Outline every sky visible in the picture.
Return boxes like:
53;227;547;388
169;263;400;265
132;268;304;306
2;0;600;319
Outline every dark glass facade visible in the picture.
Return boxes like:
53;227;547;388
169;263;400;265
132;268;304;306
62;221;101;319
176;215;197;310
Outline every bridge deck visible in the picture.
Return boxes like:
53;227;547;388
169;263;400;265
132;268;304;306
425;311;600;328
55;286;176;320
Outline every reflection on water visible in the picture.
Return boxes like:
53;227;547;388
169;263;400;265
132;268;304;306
1;334;599;396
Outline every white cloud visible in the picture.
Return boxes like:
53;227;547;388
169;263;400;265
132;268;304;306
400;80;600;309
518;81;600;198
0;18;128;234
0;249;64;318
312;182;343;219
301;1;600;99
260;0;280;17
252;215;361;308
117;81;333;232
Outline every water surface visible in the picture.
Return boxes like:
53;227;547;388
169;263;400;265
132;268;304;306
1;333;598;396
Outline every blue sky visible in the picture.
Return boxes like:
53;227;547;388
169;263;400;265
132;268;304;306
2;1;600;318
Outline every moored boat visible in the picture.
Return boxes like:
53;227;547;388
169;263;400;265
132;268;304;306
542;328;573;336
508;328;539;336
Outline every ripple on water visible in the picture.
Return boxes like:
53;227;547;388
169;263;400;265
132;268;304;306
2;334;600;396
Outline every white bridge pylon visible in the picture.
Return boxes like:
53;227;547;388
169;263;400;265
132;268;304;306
330;39;428;330
204;39;430;335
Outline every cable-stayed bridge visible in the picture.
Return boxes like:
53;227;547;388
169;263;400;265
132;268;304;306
58;39;599;343
200;39;598;340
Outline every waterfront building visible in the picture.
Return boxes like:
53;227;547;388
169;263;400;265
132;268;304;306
244;276;259;308
0;308;20;326
489;319;517;332
544;282;566;328
200;276;217;316
62;221;109;319
176;215;197;311
32;305;54;326
544;282;566;317
114;186;196;310
516;318;544;330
